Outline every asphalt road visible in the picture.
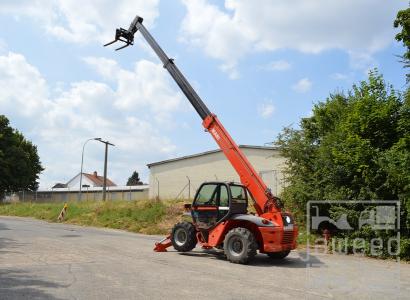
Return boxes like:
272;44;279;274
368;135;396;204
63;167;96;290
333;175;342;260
0;216;409;300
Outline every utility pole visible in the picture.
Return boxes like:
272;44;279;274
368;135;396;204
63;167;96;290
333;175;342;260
96;139;115;201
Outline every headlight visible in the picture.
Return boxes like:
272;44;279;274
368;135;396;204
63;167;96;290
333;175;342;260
285;215;291;225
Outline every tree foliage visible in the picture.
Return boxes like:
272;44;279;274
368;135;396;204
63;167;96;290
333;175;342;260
277;71;410;257
394;6;410;82
0;115;43;199
126;171;143;186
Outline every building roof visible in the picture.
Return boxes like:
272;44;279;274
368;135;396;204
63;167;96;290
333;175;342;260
147;144;280;168
52;183;67;189
82;171;117;187
65;171;117;188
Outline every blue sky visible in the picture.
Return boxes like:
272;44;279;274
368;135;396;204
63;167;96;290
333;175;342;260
0;0;407;188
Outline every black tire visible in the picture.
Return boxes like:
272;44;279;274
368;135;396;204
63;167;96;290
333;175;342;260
266;250;290;259
223;227;257;264
171;222;197;252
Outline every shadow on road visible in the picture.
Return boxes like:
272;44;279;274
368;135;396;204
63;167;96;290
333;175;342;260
0;269;65;300
178;249;324;268
0;222;11;231
0;222;65;299
0;223;24;253
0;237;18;252
251;252;324;268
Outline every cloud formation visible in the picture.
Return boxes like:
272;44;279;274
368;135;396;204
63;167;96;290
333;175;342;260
0;0;159;43
180;0;403;77
258;101;275;118
262;60;291;71
292;78;312;93
0;52;183;188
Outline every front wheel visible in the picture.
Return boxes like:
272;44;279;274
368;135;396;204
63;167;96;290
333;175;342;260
223;227;257;264
266;250;290;259
171;222;197;252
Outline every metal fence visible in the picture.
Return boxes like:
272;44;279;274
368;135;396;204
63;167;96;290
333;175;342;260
3;187;149;203
150;170;288;200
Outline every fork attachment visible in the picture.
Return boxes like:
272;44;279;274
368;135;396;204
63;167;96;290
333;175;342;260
103;15;143;50
153;235;172;252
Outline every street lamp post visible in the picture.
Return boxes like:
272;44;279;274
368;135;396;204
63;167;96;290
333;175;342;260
79;137;101;201
95;139;115;201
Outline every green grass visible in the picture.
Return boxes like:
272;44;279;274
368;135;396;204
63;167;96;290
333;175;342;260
0;200;186;235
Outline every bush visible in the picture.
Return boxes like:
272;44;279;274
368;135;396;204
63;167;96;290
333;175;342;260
277;71;410;259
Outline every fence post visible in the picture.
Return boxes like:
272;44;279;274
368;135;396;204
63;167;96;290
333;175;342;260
186;176;191;200
155;177;160;200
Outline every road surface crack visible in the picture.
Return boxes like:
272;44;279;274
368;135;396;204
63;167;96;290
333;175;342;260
65;263;78;300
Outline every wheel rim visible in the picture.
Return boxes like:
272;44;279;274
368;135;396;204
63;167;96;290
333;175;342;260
228;237;244;256
174;228;187;246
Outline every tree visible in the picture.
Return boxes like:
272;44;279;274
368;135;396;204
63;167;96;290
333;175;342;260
394;6;410;82
0;115;43;201
277;71;410;258
126;171;143;186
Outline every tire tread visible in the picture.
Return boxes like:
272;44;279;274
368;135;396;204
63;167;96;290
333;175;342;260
171;222;197;252
223;227;257;264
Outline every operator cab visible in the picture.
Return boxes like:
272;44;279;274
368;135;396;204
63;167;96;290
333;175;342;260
191;182;248;230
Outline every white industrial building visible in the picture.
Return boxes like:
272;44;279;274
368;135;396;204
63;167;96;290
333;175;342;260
147;145;286;200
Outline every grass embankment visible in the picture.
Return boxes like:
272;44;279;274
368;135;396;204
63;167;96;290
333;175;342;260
0;200;186;235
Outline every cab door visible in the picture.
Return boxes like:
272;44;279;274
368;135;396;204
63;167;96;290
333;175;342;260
192;183;221;230
217;184;230;220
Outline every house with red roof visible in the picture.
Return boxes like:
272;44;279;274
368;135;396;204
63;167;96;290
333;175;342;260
65;171;117;189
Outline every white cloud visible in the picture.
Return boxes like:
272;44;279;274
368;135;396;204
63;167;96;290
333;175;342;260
82;57;120;80
258;101;275;118
348;51;379;74
180;0;404;76
330;73;349;80
0;38;7;54
0;0;159;43
292;78;312;93
84;57;183;123
0;52;183;188
262;60;291;71
180;0;253;79
0;52;50;116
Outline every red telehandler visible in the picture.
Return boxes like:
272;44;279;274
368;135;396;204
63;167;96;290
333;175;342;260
105;15;298;264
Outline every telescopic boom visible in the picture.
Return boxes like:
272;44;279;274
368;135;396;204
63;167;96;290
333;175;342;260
105;15;281;214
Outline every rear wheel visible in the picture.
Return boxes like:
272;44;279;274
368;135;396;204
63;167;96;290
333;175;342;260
171;222;197;252
223;227;257;264
266;250;290;259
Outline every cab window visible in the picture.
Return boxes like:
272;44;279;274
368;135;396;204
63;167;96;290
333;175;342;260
195;184;217;205
230;185;247;204
219;185;229;207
